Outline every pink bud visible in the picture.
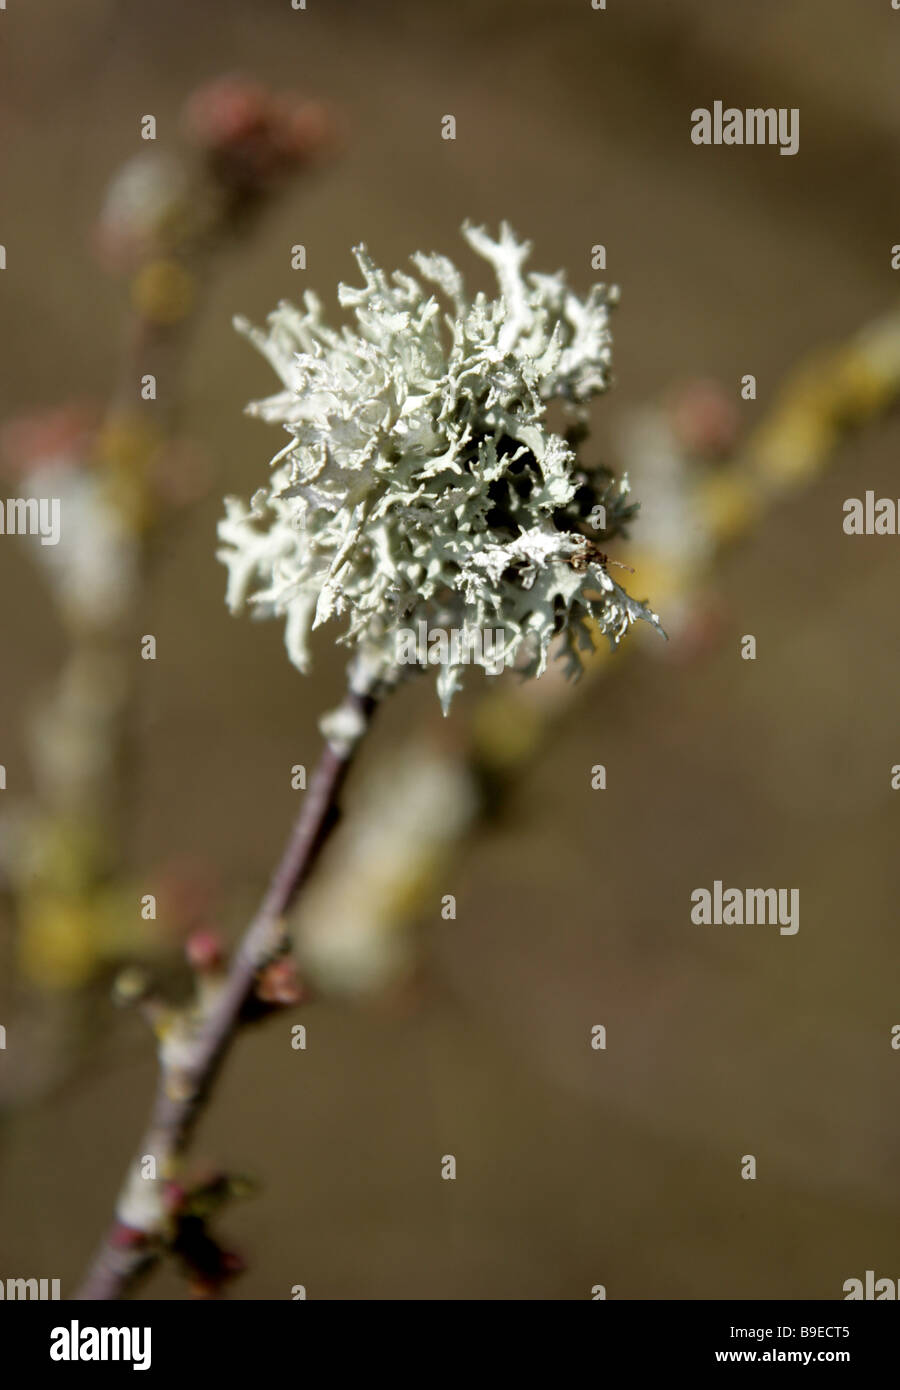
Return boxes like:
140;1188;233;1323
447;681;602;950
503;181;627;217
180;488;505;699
186;928;225;973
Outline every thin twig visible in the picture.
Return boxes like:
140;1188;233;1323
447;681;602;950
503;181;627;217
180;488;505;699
73;681;379;1300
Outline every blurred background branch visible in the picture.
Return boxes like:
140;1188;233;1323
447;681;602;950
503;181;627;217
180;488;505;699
292;304;900;1001
0;75;338;1106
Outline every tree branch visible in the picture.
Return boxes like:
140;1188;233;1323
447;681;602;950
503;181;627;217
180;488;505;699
73;681;379;1299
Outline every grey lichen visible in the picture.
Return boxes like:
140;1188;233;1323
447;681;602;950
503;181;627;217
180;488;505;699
218;223;662;711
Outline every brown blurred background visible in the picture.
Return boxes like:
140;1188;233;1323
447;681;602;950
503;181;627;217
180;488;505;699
1;0;899;1298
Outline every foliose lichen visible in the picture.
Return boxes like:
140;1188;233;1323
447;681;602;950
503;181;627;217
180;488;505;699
218;223;661;711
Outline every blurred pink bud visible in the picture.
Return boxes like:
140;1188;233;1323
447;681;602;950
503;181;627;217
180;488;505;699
255;955;306;1007
183;76;270;149
272;96;338;164
163;1181;188;1213
0;403;97;477
110;1222;148;1250
184;75;337;189
668;379;740;460
186;928;225;974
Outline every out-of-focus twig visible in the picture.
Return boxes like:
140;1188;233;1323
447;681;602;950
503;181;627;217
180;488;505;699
0;77;339;1103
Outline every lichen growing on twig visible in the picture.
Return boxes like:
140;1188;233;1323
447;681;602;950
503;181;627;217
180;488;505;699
219;223;661;711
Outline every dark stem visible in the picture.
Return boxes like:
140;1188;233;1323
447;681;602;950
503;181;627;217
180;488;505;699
73;682;379;1300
